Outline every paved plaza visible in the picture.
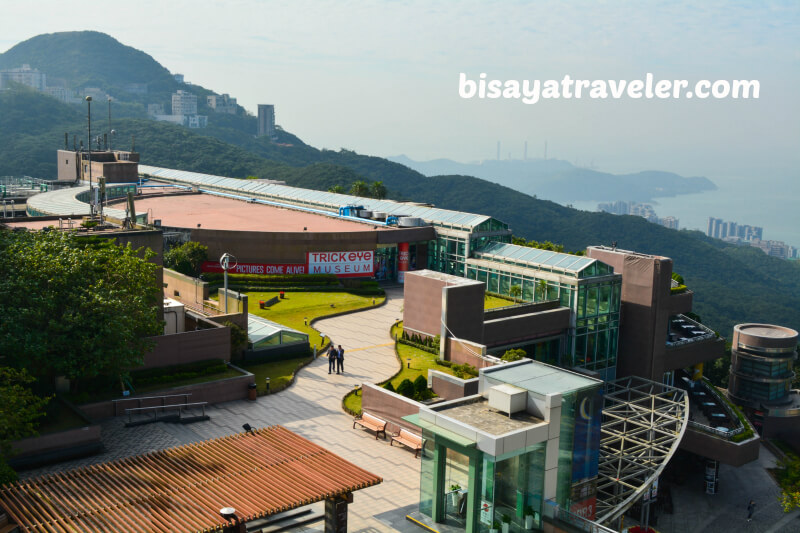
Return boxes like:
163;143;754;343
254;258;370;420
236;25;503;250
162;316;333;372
20;287;800;532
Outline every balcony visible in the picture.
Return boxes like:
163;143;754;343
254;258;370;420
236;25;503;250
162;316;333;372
663;315;725;371
674;373;760;466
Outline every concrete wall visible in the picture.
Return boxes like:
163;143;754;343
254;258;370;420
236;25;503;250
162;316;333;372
429;370;479;400
669;290;694;315
360;383;423;435
483;308;571;347
10;425;102;468
484;300;560;320
446;337;495;369
142;327;231;369
762;412;800;443
662;337;725;372
444;283;487;344
192;228;379;265
79;368;254;420
164;268;209;308
403;271;450;338
587;247;675;381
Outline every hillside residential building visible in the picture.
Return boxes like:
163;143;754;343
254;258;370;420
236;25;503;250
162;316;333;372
171;90;197;115
207;93;237;114
258;104;276;138
0;64;46;91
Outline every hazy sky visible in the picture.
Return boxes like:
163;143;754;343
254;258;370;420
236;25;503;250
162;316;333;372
1;0;799;183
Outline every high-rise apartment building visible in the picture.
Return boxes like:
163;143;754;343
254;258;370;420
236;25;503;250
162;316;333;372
0;64;46;91
258;104;276;138
172;90;198;116
207;93;238;114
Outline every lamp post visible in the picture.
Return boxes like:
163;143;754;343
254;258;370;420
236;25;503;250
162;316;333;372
85;96;93;217
107;97;112;150
219;253;237;313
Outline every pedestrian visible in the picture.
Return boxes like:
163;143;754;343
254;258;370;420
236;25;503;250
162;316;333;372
747;499;755;522
328;343;337;374
337;344;344;374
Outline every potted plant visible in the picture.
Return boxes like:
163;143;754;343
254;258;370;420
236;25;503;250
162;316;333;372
501;513;511;533
448;484;461;507
523;505;535;530
490;520;501;533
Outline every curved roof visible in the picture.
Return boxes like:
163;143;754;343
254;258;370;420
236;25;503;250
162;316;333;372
139;165;500;231
26;185;136;220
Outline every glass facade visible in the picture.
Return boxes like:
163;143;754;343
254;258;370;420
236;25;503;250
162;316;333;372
427;235;468;277
465;259;621;380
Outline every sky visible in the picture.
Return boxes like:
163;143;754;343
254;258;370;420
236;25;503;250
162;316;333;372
1;1;798;184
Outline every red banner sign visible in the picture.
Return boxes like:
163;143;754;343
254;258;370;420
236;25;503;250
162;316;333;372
201;261;306;275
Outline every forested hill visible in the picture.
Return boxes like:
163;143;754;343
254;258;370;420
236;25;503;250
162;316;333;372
0;39;798;337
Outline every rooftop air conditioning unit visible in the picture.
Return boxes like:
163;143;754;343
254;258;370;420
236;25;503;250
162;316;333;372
398;217;423;227
488;384;527;418
372;211;387;220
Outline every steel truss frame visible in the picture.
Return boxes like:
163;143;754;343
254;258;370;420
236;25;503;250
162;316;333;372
595;376;689;524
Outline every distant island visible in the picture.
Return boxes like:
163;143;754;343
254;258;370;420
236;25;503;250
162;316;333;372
388;155;716;203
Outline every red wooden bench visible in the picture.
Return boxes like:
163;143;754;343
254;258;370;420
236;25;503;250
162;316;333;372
391;428;424;457
353;412;387;439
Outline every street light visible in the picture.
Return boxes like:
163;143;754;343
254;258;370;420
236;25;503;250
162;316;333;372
85;96;93;217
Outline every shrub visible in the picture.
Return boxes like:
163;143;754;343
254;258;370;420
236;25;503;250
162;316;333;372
383;381;395;392
501;348;526;362
396;378;416;399
0;459;18;485
452;363;479;379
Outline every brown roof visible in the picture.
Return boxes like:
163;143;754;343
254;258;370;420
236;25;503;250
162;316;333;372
0;426;381;532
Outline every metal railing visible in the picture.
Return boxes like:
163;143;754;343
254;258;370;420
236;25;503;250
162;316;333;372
685;379;746;439
125;401;208;425
666;314;716;347
112;393;192;416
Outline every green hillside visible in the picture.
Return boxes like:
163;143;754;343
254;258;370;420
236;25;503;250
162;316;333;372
1;34;797;339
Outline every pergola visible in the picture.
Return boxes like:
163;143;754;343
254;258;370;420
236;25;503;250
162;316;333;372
0;425;381;532
595;376;689;524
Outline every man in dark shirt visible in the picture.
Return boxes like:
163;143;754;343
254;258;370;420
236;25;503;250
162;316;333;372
337;345;345;374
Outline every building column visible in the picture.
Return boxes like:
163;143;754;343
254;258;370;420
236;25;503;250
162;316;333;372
465;451;483;533
398;242;410;283
324;493;352;533
431;443;447;523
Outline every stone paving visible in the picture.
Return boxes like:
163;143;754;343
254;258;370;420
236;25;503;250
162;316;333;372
22;287;422;532
20;286;800;532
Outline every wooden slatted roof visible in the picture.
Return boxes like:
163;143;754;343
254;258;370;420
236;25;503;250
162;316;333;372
0;425;382;532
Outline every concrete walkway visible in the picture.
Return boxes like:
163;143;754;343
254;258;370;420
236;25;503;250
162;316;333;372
23;287;422;532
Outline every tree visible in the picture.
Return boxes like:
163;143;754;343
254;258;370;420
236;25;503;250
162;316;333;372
164;240;208;277
509;284;522;302
328;184;346;194
370;180;387;199
0;367;51;484
0;230;163;390
536;280;548;301
349;180;370;197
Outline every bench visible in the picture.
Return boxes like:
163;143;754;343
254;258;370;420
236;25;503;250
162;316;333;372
391;428;424;458
353;412;387;439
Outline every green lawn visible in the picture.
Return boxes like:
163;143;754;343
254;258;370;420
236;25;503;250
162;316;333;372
243;355;314;395
484;294;515;309
246;291;385;346
345;321;460;415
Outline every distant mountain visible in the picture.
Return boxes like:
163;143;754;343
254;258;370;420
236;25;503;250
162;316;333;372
0;31;175;96
1;32;797;339
388;155;716;203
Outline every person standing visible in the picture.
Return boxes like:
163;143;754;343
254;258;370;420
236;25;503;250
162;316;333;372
328;344;337;374
747;500;755;522
337;345;345;374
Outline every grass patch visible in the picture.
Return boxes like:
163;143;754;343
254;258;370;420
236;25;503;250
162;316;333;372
346;321;461;415
484;294;515;309
245;291;385;345
243;354;314;395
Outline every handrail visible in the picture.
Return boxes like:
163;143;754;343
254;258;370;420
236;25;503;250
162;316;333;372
125;401;207;413
112;393;192;403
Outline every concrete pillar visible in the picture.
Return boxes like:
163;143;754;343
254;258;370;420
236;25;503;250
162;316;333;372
325;493;351;532
398;242;410;283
